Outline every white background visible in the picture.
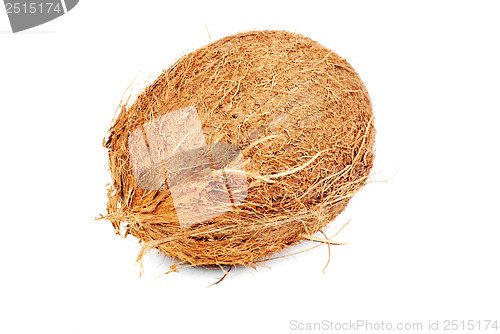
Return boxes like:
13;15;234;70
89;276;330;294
1;1;499;333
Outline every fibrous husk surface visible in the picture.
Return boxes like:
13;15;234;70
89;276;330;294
103;30;375;268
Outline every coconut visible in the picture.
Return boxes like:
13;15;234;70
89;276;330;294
102;30;375;269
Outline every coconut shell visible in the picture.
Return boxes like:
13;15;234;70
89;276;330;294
103;30;375;268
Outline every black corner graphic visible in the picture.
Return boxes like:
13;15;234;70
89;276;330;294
4;0;79;33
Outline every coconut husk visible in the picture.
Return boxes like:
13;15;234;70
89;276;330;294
102;30;375;269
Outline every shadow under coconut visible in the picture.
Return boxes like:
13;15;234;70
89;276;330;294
140;229;347;286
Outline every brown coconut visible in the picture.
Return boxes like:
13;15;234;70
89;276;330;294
102;30;375;269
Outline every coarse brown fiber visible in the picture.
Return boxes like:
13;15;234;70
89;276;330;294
102;30;375;270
